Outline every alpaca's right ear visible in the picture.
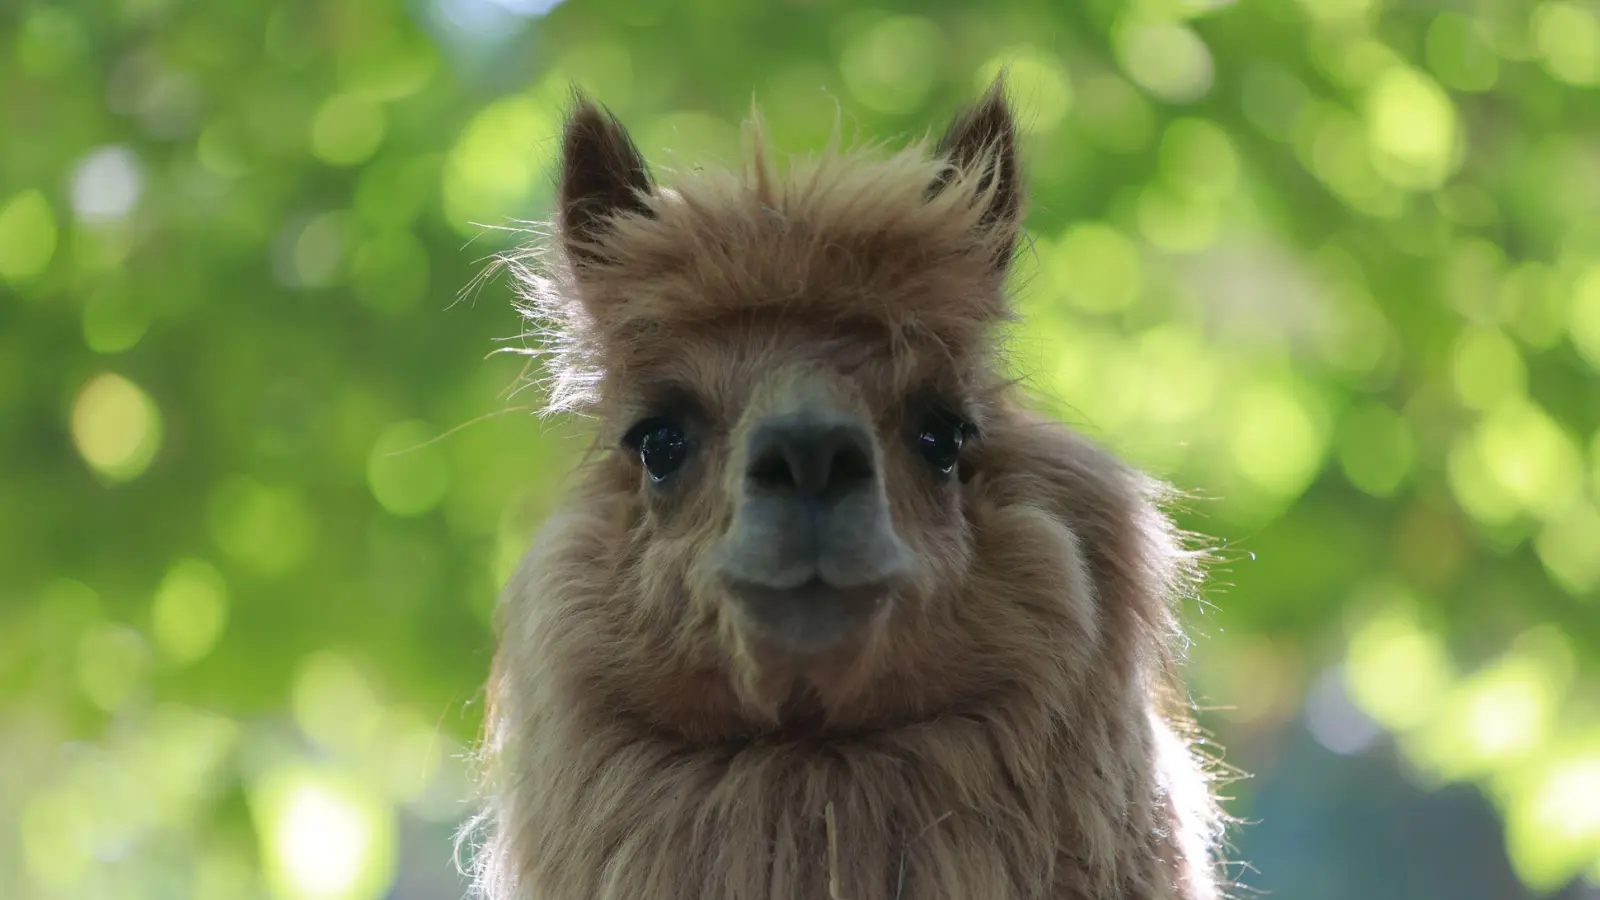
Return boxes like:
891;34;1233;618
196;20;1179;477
557;95;654;266
929;76;1021;271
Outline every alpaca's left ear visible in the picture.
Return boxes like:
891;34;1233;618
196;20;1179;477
930;76;1021;270
557;93;655;266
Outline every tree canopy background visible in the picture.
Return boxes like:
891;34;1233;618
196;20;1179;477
3;0;1599;897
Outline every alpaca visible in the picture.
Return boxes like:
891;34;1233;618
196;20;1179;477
467;77;1230;900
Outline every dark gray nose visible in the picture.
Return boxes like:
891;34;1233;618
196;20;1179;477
745;414;876;500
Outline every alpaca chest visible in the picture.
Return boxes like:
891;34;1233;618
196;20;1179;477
498;728;1176;900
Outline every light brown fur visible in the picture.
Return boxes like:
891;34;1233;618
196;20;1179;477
466;80;1230;900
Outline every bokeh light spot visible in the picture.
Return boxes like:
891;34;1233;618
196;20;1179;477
81;286;151;353
441;92;558;237
70;146;144;223
1308;105;1402;217
839;15;944;114
76;622;150;711
253;765;397;900
1364;66;1460;190
484;0;567;15
1451;326;1526;410
1227;380;1328;499
1135;325;1220;430
1298;0;1374;22
1136;184;1218;252
1408;635;1569;782
69;372;163;482
366;420;452;517
1533;1;1600;86
1114;19;1214;103
1536;501;1600;595
1500;261;1566;350
1344;602;1454;731
1592;428;1600;496
1159;118;1239;200
1304;666;1383;756
1447;433;1517;526
278;211;352;289
354;155;434;228
1506;753;1600;891
292;651;383;753
1570;264;1600;371
0;188;59;283
198;119;252;177
207;477;317;575
339;30;439;102
1074;74;1154;152
371;708;445;804
16;7;88;76
310;94;386;166
150;559;230;664
195;847;260;898
1474;399;1585;522
762;64;847;149
1336;402;1415;497
1049;222;1142;313
20;785;95;888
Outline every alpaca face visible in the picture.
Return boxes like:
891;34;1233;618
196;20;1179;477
620;339;987;657
539;82;1026;697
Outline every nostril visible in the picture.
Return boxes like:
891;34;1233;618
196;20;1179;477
747;443;798;490
745;418;877;497
826;433;874;488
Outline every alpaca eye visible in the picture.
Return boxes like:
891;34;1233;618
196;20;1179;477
627;420;690;483
916;413;968;476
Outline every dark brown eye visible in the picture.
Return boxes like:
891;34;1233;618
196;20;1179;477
625;419;690;483
916;412;968;476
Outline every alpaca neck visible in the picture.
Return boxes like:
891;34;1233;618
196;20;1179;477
492;681;1182;900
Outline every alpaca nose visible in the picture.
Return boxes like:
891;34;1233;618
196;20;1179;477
745;415;876;500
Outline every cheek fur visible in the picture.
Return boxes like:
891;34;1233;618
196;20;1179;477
878;455;972;586
965;501;1102;671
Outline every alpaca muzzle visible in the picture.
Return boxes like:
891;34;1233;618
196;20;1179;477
713;411;912;653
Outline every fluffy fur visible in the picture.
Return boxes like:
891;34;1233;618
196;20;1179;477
466;80;1230;900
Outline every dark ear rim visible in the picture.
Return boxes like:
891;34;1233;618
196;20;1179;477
928;74;1022;269
558;89;656;266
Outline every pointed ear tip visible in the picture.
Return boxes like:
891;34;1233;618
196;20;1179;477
566;88;627;132
979;74;1015;118
563;100;603;135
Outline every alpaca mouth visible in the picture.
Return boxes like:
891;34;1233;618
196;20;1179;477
721;570;901;654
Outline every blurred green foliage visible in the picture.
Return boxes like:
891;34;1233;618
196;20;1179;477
2;0;1599;897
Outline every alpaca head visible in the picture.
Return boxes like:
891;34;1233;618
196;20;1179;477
513;78;1159;734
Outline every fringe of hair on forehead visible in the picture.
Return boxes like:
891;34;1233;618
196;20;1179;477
488;109;1024;418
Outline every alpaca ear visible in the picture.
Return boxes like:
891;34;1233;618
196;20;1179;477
930;76;1021;270
557;94;655;266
